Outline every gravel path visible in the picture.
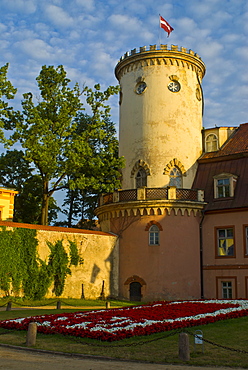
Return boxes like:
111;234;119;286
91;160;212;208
0;345;246;370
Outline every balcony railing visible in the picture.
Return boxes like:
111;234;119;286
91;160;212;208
100;187;204;206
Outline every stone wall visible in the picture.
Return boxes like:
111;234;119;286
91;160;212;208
0;221;118;299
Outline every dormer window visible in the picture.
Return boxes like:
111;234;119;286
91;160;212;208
214;173;237;199
206;133;218;152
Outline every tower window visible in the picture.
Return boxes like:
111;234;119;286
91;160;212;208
149;225;160;245
169;167;182;188
206;133;218;152
136;168;147;188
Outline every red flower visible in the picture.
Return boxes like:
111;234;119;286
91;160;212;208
0;300;248;341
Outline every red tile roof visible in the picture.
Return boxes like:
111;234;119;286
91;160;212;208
200;123;248;160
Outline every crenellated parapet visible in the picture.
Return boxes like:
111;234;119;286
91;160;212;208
115;44;206;80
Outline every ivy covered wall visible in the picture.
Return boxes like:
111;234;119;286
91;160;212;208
0;222;118;299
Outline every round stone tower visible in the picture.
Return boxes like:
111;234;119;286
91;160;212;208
115;44;205;189
95;45;206;302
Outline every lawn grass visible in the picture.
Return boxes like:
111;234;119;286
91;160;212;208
0;302;248;368
0;297;136;308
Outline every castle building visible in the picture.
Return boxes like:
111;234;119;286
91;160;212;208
95;44;248;302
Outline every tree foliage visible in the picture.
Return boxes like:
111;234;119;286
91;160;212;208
0;64;123;226
0;150;59;224
6;66;123;226
60;113;123;227
0;64;17;142
11;65;83;225
0;149;32;188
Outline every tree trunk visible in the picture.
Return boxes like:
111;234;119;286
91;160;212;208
41;180;49;225
67;189;75;228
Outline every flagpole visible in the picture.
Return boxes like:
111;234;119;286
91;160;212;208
158;14;161;47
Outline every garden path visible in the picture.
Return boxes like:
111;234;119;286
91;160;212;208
0;346;246;370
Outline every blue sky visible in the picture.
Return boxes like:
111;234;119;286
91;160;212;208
1;0;247;130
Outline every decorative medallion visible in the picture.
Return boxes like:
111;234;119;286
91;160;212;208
135;81;147;94
168;80;181;92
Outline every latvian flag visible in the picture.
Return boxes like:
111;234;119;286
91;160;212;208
160;15;174;37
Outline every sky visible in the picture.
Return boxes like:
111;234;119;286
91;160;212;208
1;0;248;131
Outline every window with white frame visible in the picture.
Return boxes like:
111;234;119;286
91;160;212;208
205;133;219;152
217;228;234;256
136;168;147;188
149;225;160;245
214;173;237;199
169;167;182;188
222;281;232;299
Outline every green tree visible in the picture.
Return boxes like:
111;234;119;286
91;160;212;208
0;150;59;224
0;64;17;143
0;149;33;189
14;175;60;224
13;65;83;225
60;113;122;228
12;67;123;225
60;187;98;229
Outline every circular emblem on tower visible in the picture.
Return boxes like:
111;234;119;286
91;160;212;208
135;81;147;94
168;80;181;92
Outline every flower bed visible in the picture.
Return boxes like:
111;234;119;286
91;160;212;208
1;299;248;341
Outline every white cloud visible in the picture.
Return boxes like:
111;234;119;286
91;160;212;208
188;1;215;17
109;14;142;32
235;46;248;60
75;0;95;11
0;23;7;33
221;33;241;44
2;0;37;13
14;39;55;61
45;5;74;28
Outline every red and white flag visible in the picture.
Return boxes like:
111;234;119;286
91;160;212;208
160;15;174;37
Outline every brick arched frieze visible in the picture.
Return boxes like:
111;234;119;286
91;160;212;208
163;158;186;175
130;159;151;178
145;220;163;231
124;275;146;286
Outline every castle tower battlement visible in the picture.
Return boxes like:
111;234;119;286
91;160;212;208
116;44;206;190
115;44;206;80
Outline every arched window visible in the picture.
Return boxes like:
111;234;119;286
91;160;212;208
206;134;218;152
136;168;147;188
149;225;160;245
169;167;182;188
